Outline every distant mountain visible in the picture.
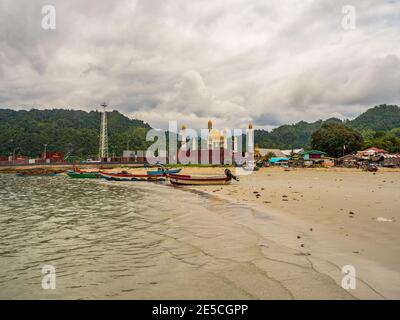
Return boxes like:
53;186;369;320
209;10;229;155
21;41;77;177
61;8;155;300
255;104;400;149
349;104;400;132
255;118;343;149
0;108;151;157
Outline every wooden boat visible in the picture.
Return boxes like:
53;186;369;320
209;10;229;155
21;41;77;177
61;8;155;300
167;169;238;186
366;164;378;172
167;174;232;185
67;171;99;179
16;172;60;177
99;172;165;182
147;168;182;175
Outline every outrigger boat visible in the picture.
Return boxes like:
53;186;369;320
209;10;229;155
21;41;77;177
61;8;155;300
66;170;99;179
16;172;60;177
147;168;182;175
167;169;238;186
99;171;165;182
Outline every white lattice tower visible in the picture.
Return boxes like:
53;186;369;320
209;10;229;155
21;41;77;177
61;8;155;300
99;102;109;159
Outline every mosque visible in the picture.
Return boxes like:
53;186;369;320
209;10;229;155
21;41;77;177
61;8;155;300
180;120;254;153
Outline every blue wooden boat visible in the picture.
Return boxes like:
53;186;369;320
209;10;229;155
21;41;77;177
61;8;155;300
147;168;182;175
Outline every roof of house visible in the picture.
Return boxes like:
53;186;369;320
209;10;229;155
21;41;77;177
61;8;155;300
257;148;286;158
301;150;327;155
281;149;304;156
360;147;387;154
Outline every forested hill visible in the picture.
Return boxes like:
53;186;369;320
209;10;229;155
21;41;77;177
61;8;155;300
1;104;399;158
255;104;400;149
0;109;151;157
349;104;400;132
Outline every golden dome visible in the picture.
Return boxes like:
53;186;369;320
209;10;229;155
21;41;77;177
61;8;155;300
248;122;253;129
182;124;186;130
208;119;213;130
209;129;222;140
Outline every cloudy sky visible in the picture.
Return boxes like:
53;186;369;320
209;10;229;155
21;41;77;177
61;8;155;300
1;0;399;130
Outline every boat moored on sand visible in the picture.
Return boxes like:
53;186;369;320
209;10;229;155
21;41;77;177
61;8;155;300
147;168;182;175
167;169;238;186
66;170;100;179
16;172;60;177
99;171;166;182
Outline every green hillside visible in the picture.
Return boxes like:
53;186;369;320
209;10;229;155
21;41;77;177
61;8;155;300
0;109;151;157
255;105;400;150
255;118;343;149
349;104;400;132
1;104;399;158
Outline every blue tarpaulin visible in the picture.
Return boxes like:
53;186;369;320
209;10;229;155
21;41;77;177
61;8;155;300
270;157;290;164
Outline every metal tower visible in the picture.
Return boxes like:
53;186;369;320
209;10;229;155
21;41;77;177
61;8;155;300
98;102;109;160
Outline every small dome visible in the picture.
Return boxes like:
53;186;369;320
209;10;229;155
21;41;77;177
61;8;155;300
182;124;187;130
248;122;253;129
209;129;221;140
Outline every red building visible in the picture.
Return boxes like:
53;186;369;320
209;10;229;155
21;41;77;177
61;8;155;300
42;152;66;163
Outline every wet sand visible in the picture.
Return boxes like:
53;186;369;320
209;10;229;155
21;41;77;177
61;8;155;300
92;165;400;299
180;167;400;299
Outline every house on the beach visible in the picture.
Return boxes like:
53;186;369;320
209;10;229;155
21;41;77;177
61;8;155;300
298;150;334;167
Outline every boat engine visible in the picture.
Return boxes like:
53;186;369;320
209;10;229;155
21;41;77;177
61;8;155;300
224;169;239;181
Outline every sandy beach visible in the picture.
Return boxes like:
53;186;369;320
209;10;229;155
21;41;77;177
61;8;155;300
175;166;400;299
97;165;400;299
86;165;400;299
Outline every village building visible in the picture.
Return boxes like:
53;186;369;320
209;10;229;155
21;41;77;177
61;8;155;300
357;147;387;158
296;150;334;167
255;148;287;159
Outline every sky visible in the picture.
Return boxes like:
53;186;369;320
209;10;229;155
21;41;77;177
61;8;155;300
0;0;399;130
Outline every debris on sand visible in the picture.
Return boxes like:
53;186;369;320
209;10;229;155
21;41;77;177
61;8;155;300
295;252;311;256
349;211;355;215
309;228;313;232
375;217;395;222
297;236;301;239
300;244;305;248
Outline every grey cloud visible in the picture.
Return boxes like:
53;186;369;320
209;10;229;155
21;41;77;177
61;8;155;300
0;0;399;130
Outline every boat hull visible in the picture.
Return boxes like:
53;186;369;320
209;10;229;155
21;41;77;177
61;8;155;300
167;174;232;186
99;172;165;182
67;172;99;179
16;173;60;177
147;168;182;175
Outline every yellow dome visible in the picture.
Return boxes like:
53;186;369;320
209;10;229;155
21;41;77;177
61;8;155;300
182;124;186;130
248;122;253;129
209;129;222;140
208;119;213;130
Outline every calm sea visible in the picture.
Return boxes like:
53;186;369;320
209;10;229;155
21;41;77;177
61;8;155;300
0;173;268;299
